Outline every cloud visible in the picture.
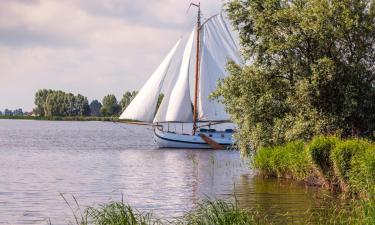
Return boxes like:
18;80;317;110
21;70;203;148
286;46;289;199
0;0;224;110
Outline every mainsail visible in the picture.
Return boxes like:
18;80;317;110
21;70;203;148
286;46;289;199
119;40;181;122
198;14;241;121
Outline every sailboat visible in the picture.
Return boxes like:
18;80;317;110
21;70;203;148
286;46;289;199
119;3;241;149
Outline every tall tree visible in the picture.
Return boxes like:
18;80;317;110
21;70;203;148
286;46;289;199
214;0;375;153
101;94;121;116
89;100;102;116
34;89;53;116
119;91;138;111
38;90;91;117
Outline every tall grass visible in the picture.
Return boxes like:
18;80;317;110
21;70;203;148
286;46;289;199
86;201;161;225
179;199;269;225
308;136;338;181
57;196;374;225
254;141;311;180
253;136;375;197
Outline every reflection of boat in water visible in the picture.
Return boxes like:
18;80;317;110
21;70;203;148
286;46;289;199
119;3;241;149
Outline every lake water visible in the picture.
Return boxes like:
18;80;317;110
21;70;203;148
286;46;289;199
0;120;332;224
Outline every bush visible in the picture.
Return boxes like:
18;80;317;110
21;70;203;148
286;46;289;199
307;136;338;181
254;141;311;180
253;146;274;176
349;145;375;198
331;139;371;186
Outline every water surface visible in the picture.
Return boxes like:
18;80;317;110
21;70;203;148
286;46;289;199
0;120;331;224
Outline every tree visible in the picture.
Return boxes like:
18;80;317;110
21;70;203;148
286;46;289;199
75;94;90;116
13;109;23;116
4;109;12;116
89;100;102;116
101;94;121;116
0;111;2;116
120;91;138;112
34;89;53;116
214;0;375;153
40;90;91;117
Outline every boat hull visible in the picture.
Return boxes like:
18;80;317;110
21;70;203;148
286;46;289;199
153;128;233;149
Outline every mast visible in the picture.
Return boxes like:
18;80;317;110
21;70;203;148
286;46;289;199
191;2;201;135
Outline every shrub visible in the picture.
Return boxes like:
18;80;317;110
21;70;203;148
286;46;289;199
349;145;375;198
307;136;338;181
331;139;371;187
254;141;310;180
253;146;274;176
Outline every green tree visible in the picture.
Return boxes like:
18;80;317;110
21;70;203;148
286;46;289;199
89;100;102;116
214;0;375;153
34;89;53;116
75;94;90;116
119;91;138;111
101;94;121;116
38;90;91;117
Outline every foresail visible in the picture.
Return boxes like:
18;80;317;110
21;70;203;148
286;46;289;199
119;40;181;122
154;29;195;123
198;14;241;121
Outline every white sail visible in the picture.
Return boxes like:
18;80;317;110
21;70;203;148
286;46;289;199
198;14;241;121
119;40;181;122
154;29;195;122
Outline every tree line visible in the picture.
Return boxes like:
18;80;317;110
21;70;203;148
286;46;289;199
0;109;24;116
34;89;138;117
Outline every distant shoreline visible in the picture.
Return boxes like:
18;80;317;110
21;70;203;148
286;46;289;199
0;115;120;122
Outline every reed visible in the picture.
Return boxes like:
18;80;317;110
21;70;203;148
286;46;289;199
85;201;161;225
253;136;375;198
178;199;269;225
254;141;311;180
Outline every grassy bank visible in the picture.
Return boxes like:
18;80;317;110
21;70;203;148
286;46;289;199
0;115;119;122
56;197;270;225
56;196;374;225
253;136;375;198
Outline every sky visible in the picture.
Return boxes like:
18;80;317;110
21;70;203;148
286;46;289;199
0;0;224;111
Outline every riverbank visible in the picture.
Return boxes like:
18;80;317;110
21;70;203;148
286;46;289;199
0;115;119;122
253;136;375;199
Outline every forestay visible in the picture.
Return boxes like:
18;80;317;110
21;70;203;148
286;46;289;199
119;40;181;122
198;14;241;121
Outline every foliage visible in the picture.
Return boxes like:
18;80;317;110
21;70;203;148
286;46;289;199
331;139;373;190
254;141;311;179
34;89;90;117
309;196;375;225
214;0;375;152
349;145;375;197
34;89;53;116
120;91;138;112
101;94;121;116
58;195;375;225
253;136;375;197
180;199;267;225
89;100;102;117
308;136;339;181
85;201;161;225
